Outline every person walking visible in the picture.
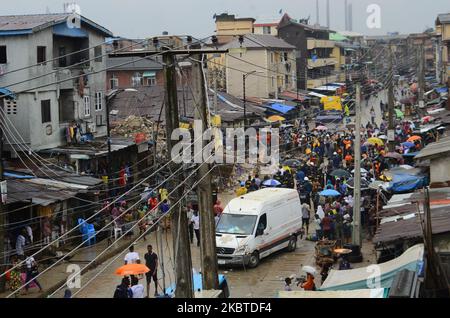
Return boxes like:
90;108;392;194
23;254;43;294
191;210;200;247
16;229;27;260
130;276;145;298
124;245;140;265
301;203;311;235
144;245;158;297
322;213;333;240
186;206;194;244
114;277;132;298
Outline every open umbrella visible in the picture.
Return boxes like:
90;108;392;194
367;137;384;146
262;179;281;187
346;178;370;189
385;152;403;160
330;169;351;179
399;164;414;170
407;135;421;142
401;141;415;148
395;109;404;119
302;265;317;276
267;115;285;123
378;135;388;140
315;125;328;131
351;168;368;174
282;159;303;169
319;189;341;197
115;264;150;276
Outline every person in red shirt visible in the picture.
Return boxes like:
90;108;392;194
321;213;333;240
213;200;223;217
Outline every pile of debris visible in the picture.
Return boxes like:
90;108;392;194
111;115;154;138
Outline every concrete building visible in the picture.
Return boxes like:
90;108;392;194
253;21;279;36
214;13;255;45
436;14;450;85
221;34;296;99
407;32;436;75
415;136;450;187
278;14;338;90
0;13;113;152
106;56;164;90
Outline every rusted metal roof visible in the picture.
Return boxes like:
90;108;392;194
374;206;450;244
6;179;77;206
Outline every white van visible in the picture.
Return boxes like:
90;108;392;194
216;188;303;268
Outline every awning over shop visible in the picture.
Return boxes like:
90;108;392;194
266;103;295;115
321;244;424;291
308;91;327;98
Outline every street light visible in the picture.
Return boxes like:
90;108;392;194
243;70;263;128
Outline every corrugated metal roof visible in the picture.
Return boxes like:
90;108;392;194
414;137;450;159
6;179;77;205
373;206;450;244
437;13;450;24
220;34;296;50
0;13;113;37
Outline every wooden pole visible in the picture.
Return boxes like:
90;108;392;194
192;53;219;291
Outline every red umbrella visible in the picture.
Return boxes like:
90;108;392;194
422;116;433;124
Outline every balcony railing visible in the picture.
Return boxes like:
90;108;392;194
307;57;337;68
307;39;335;50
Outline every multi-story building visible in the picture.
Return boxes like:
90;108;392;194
253;21;279;36
277;14;338;90
407;32;436;75
214;13;255;45
221;34;296;99
0;13;113;151
436;14;450;85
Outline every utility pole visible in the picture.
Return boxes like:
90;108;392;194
352;84;362;248
418;45;425;109
0;96;5;293
315;0;320;25
326;0;330;29
163;49;194;298
213;69;218;115
192;52;219;291
387;45;396;152
243;74;247;128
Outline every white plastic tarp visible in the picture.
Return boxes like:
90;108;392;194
320;244;424;291
278;288;387;298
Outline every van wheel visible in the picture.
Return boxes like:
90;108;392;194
287;236;297;252
248;252;260;268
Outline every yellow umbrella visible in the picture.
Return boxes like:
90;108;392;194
367;137;384;146
267;115;286;123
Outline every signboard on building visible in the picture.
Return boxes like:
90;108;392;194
137;142;148;154
388;129;395;142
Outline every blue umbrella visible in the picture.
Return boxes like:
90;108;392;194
319;189;341;197
401;142;415;148
262;179;281;187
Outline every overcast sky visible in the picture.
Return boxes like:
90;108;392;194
2;0;449;38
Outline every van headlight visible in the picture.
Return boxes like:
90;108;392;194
235;245;247;255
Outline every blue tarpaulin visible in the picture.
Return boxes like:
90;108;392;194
266;103;295;114
0;88;16;99
388;174;426;193
436;87;448;94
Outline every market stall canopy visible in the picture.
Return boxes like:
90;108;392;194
385;152;403;160
387;174;426;193
266;103;295;115
278;288;387;298
321;244;424;291
346;178;370;189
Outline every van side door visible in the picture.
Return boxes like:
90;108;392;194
254;213;270;258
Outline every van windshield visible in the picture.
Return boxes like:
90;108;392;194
216;214;257;235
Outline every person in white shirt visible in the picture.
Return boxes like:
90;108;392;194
124;245;140;265
130;276;145;298
191;210;200;247
25;226;33;244
24;254;43;293
16;229;27;259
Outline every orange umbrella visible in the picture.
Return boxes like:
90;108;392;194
407;136;422;142
115;264;150;276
